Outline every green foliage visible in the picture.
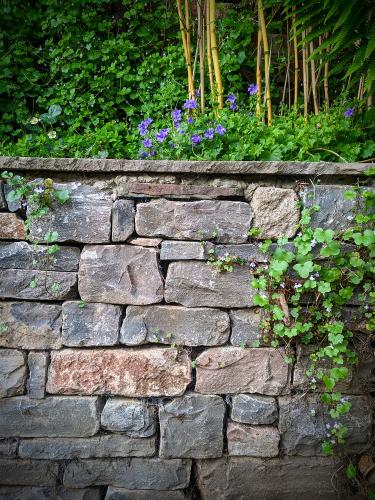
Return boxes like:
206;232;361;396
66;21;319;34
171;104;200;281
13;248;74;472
207;248;247;273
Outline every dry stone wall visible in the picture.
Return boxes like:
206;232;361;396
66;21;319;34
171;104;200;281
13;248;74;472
0;159;373;500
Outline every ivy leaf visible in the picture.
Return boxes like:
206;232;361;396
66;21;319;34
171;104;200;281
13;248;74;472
318;282;331;293
321;441;333;455
293;260;314;278
314;228;334;243
320;241;340;257
53;189;70;204
330;367;349;380
322;375;335;390
253;294;269;307
346;463;356;480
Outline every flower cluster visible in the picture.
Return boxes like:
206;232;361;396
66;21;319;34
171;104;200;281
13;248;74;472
138;118;153;136
183;99;198;110
248;83;258;95
227;94;237;111
344;107;355;118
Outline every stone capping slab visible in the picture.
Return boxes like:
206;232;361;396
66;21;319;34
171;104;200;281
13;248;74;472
0;156;370;176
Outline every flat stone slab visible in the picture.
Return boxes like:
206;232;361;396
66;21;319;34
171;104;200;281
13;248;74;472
62;301;122;346
0;213;26;240
0;396;99;437
112;199;135;241
215;244;268;262
124;181;244;199
195;347;290;395
120;305;230;346
160;241;214;260
159;394;225;459
63;458;192;489
129;237;162;247
105;489;187;500
78;245;163;305
0;302;62;349
229;309;263;347
0;439;18;457
47;348;191;397
27;352;48;399
0;349;26;398
231;394;278;424
0;459;59;486
101;398;156;437
227;421;279;457
135;199;251;243
165;262;256;308
0;487;101;500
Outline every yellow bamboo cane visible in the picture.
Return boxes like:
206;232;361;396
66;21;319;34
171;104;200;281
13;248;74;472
206;0;215;103
209;0;223;109
177;0;194;99
198;0;205;112
256;29;262;119
292;8;299;110
257;0;272;125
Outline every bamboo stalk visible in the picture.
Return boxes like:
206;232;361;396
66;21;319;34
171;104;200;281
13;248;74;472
292;8;299;109
184;0;194;98
282;15;291;109
302;29;308;117
309;39;319;114
209;0;223;109
256;28;262;118
323;61;329;109
177;0;194;98
206;0;215;102
257;0;272;125
198;0;205;112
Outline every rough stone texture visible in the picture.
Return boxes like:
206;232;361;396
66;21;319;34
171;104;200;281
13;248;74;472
129;237;162;247
0;459;59;486
0;439;18;457
160;241;214;260
27;352;48;399
0;302;62;349
0;396;99;437
0;213;26;240
78;245;163;305
159;394;225;459
63;458;192;489
227;421;279;457
215;244;268;262
29;182;112;243
101;398;156;437
250;187;299;239
0;487;101;500
105;488;187;500
231;394;278;424
165;262;256;308
0;241;80;271
18;434;156;459
125;181;244;199
229;309;263;346
0;269;77;300
196;456;344;499
0;349;26;398
62;301;122;346
135;199;251;243
195;347;290;395
279;395;372;455
47;348;191;397
112;199;135;241
120;305;229;346
0;181;6;210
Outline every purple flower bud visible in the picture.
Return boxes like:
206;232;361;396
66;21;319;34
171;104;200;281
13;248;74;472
194;89;200;97
344;107;355;118
183;99;198;110
215;124;226;135
227;94;237;104
142;138;153;148
171;108;182;127
229;103;237;111
190;134;202;145
204;128;214;140
187;117;194;124
155;128;169;142
248;83;258;95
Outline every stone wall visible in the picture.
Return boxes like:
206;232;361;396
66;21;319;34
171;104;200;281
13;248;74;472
0;158;373;500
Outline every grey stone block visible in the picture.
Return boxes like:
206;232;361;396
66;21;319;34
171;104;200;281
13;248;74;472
0;302;62;350
231;394;278;424
27;352;48;399
0;396;100;437
0;487;101;500
63;458;192;489
159;394;225;459
120;305;229;346
0;181;6;211
62;301;121;346
227;421;279;457
101;398;156;438
112;199;135;241
0;459;58;486
0;439;18;457
160;241;214;260
229;308;263;346
0;349;26;398
215;244;268;262
105;489;187;500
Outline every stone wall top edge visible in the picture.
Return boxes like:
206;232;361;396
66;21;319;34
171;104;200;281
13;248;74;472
0;156;371;176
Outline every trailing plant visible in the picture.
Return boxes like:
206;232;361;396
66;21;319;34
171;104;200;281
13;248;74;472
207;247;246;273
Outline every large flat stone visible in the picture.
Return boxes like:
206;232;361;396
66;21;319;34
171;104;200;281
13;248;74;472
120;305;229;346
0;349;26;398
29;182;112;243
160;241;214;260
0;439;18;457
101;398;156;437
0;396;99;437
0;213;26;240
19;434;156;459
0;459;59;486
164;262;256;308
112;199;135;241
195;347;290;395
227;421;279;457
135;199;251;243
62;301;122;346
195;456;344;499
78;245;163;305
159;394;225;459
0;487;101;500
215;244;268;262
0;269;77;300
229;308;263;346
0;181;6;210
0;241;80;271
0;302;62;349
231;394;278;424
47;348;191;397
124;181;244;199
63;458;192;489
105;488;187;500
27;352;48;399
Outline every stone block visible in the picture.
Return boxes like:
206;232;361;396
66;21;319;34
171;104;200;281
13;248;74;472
195;347;290;395
101;398;156;437
112;199;135;241
250;187;299;239
0;269;77;300
0;213;26;240
160;241;214;260
0;182;6;210
27;352;48;399
105;488;187;500
62;301;121;346
0;302;62;349
227;421;279;457
135;199;251;243
129;237;162;247
231;394;278;424
0;439;18;457
165;262;256;308
215;244;268;262
125;181;243;199
47;348;191;397
19;434;156;459
0;396;100;437
29;182;112;243
0;459;59;486
63;458;192;489
0;349;26;398
0;241;80;271
159;394;225;459
78;245;163;305
0;487;101;500
229;308;263;346
120;305;229;346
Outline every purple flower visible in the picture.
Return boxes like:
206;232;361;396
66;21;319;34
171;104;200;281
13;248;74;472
149;149;155;157
194;89;201;97
215;124;226;135
204;128;214;140
156;128;169;142
229;103;237;111
140;151;148;159
227;94;236;104
248;83;258;95
172;108;182;127
190;134;202;145
177;128;185;135
344;107;355;118
187;117;194;124
183;99;198;110
138;118;153;136
142;138;153;148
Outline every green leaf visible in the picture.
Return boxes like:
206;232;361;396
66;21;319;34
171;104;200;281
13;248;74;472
314;228;334;243
322;375;335;390
53;189;70;204
346;463;356;480
320;241;340;257
253;294;269;307
44;231;59;243
48;104;62;118
293;260;314;278
322;441;333;455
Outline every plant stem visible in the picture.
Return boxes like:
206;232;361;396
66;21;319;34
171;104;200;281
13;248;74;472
209;0;223;109
257;0;272;124
256;28;262;119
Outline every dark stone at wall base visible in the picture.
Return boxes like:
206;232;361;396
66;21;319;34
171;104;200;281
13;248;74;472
0;459;59;486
